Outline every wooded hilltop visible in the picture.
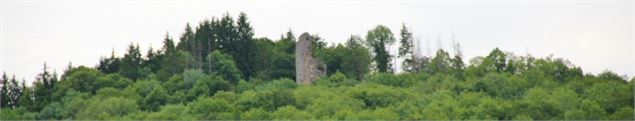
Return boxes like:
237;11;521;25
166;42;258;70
1;13;633;120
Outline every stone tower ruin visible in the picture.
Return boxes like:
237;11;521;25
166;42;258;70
295;33;326;84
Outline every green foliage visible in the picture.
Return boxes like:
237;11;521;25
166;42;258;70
583;81;633;114
233;12;258;79
366;25;396;73
142;85;169;111
188;97;237;120
206;50;242;83
240;108;269;120
315;35;372;80
430;49;452;74
255;36;296;80
0;74;8;108
4;13;633;120
0;107;36;120
97;51;121;74
1;74;23;109
119;44;150;80
31;64;58;112
271;106;312;120
145;104;192;120
365;73;407;87
57;89;90;119
474;73;528;99
186;75;231;101
156;33;192;81
17;86;35;111
350;84;408;109
54;66;102;95
36;102;63;119
76;97;138;120
399;23;415;72
342;35;372;80
598;70;627;83
315;72;358;87
607;107;635;120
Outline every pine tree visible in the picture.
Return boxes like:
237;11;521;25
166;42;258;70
177;23;197;69
398;23;414;72
1;73;9;108
7;75;23;108
235;12;256;79
120;43;146;80
158;33;188;80
97;50;121;74
32;63;58;111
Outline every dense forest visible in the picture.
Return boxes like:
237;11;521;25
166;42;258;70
1;12;633;120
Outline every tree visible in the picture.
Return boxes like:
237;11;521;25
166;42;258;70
366;25;396;73
353;108;399;120
474;73;527;99
188;97;236;120
252;35;296;80
36;102;63;119
76;97;138;120
0;74;23;109
450;47;465;79
18;85;35;112
157;34;191;81
583;81;632;114
466;48;508;77
235;79;296;111
53;66;109;95
192;19;218;66
163;33;176;54
341;35;372;80
572;99;606;120
145;104;192;120
398;23;415;72
216;13;238;53
31;63;58;111
234;12;257;79
597;70;626;83
279;30;296;53
430;49;452;74
486;48;507;73
142;86;169;111
119;43;147;80
1;73;9;108
144;46;162;73
206;50;242;83
411;56;432;73
315;44;345;76
309;33;327;51
176;23;199;69
241;108;270;120
97;50;121;74
0;107;36;120
271;106;312;120
521;87;557;119
607;107;635;120
187;75;231;100
5;12;635;120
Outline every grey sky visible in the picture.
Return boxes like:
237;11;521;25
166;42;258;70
1;0;633;84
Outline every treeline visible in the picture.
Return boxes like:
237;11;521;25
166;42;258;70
1;12;634;120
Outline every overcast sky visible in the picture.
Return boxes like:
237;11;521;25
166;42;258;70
1;0;633;84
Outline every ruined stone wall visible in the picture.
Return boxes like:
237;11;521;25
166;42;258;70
295;33;325;84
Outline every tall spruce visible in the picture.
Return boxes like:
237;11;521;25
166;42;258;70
235;12;256;79
398;23;414;72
